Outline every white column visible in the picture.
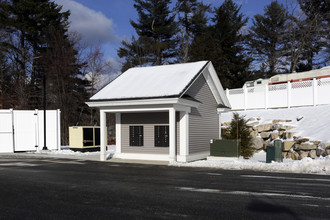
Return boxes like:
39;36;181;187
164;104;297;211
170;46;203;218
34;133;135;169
313;78;318;106
169;108;176;162
179;111;189;161
287;81;291;108
100;110;107;161
115;113;121;154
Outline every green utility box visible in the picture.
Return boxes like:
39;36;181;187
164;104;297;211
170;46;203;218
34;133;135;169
266;140;283;163
210;139;240;157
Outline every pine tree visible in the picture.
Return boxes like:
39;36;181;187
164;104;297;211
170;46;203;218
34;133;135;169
0;0;70;109
208;0;252;89
248;1;288;78
223;113;254;159
118;0;177;70
185;1;211;62
0;0;91;144
175;0;210;63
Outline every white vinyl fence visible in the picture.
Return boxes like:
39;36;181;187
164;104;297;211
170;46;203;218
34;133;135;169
0;109;61;153
227;78;330;110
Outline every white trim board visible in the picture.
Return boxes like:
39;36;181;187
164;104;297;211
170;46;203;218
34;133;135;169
114;153;170;161
86;97;200;108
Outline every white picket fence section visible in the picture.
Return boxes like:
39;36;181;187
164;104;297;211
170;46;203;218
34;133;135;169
226;78;330;110
0;109;61;153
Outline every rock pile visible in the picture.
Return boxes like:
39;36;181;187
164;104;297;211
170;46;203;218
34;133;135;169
221;117;330;160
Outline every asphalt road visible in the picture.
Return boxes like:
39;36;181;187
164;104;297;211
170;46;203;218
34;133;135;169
0;156;329;220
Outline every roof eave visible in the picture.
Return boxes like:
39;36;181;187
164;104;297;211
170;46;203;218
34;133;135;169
86;97;200;109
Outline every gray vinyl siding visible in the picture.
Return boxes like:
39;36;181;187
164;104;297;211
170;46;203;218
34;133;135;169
186;74;219;154
121;112;180;154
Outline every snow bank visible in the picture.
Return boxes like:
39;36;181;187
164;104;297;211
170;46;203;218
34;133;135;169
41;145;116;157
171;151;330;175
221;105;330;144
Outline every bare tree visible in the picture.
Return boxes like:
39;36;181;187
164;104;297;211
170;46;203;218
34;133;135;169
284;0;327;72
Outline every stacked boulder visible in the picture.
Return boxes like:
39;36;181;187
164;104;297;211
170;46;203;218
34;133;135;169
221;117;330;160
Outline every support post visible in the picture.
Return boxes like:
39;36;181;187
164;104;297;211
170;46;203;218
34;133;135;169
179;111;189;161
115;113;121;154
42;72;47;150
100;110;107;161
169;108;176;162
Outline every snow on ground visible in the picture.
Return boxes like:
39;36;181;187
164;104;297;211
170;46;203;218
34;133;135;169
45;145;330;175
40;145;116;157
40;105;330;175
221;105;330;144
171;151;330;175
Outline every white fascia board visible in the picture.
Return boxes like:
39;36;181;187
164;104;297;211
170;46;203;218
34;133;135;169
204;62;232;108
97;105;191;113
86;97;199;109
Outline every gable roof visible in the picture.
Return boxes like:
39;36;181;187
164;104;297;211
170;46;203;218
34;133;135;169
90;61;209;101
89;61;231;108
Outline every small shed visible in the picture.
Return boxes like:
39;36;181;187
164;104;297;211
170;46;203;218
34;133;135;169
86;61;231;162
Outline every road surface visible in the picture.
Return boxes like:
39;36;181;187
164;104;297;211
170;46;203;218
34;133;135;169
0;156;329;219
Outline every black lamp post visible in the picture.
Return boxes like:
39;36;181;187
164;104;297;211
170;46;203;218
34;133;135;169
42;70;47;150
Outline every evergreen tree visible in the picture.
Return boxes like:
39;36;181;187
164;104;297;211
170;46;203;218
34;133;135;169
0;0;91;144
223;113;254;159
185;1;211;62
118;0;177;70
0;0;70;109
117;36;152;71
175;0;210;62
192;0;251;89
248;1;287;78
40;28;90;144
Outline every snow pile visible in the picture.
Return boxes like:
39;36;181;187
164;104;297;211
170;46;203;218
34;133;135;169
40;145;330;174
40;145;116;157
221;105;330;144
171;151;330;175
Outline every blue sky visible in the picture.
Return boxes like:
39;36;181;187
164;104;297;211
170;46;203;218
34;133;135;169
53;0;287;72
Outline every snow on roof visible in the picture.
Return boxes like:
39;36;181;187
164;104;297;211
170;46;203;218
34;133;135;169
90;61;209;100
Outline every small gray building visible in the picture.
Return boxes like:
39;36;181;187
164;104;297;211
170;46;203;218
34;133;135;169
86;61;231;162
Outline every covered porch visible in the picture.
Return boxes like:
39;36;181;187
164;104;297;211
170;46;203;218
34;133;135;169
87;98;199;162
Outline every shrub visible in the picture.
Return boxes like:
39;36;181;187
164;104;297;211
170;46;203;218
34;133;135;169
223;112;254;158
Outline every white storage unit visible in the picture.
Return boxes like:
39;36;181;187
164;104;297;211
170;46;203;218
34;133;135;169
69;126;103;151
